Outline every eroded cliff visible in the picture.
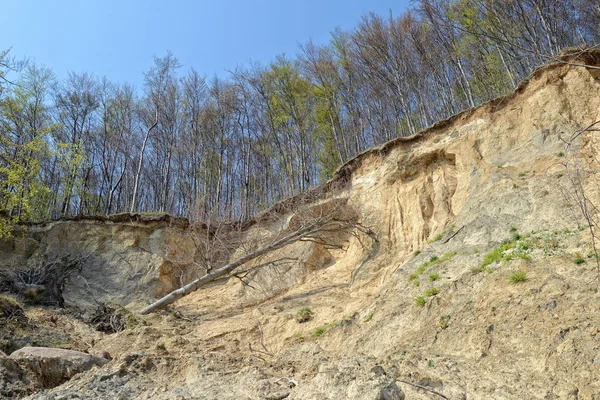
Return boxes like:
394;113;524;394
2;50;600;399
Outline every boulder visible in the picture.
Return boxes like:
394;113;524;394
9;347;109;388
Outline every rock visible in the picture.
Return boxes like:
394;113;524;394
0;354;31;398
539;299;557;311
370;365;386;376
90;350;112;361
378;382;405;400
9;347;109;388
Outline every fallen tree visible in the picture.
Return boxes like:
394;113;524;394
140;199;375;314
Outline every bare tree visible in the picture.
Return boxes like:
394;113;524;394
560;120;600;276
140;198;375;314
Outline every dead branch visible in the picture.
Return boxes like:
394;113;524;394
561;120;600;277
140;202;372;314
397;379;449;399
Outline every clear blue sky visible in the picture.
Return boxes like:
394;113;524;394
2;0;411;87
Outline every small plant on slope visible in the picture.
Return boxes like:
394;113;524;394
508;270;528;284
295;307;314;323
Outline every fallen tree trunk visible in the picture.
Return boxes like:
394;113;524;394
140;213;358;314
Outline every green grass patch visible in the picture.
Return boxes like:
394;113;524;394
312;327;326;338
424;287;440;297
415;296;426;307
409;252;456;281
428;273;440;282
363;312;374;323
477;234;532;273
508;270;528;284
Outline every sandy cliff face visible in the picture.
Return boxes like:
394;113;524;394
0;215;201;310
3;52;600;399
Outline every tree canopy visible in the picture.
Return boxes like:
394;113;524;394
0;0;598;234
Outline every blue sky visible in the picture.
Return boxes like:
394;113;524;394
2;0;410;87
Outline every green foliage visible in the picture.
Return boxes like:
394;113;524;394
363;312;374;322
155;343;166;351
508;270;528;284
439;315;451;329
478;234;532;272
409;252;456;281
312;327;326;338
425;287;440;297
415;296;426;307
428;273;440;282
574;257;585;265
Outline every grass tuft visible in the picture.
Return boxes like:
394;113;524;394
508;270;528;284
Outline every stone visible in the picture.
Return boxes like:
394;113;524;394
370;365;386;376
539;300;557;311
378;382;405;400
9;347;109;388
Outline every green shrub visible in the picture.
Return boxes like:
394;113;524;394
415;296;426;307
363;312;374;322
508;270;528;284
425;287;440;297
574;257;585;265
428;273;440;282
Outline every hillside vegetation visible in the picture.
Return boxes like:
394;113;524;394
0;0;599;234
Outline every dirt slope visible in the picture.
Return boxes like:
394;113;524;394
3;51;600;399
